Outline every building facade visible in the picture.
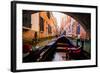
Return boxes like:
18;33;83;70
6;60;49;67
23;11;57;44
60;15;87;40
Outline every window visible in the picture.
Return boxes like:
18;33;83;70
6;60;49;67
48;24;52;33
23;13;31;28
47;12;50;19
39;17;44;32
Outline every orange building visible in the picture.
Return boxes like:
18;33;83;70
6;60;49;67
22;11;57;44
39;12;57;38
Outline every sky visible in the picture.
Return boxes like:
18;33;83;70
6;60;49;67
52;12;67;28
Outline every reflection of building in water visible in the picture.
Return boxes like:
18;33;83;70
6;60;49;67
23;11;57;44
